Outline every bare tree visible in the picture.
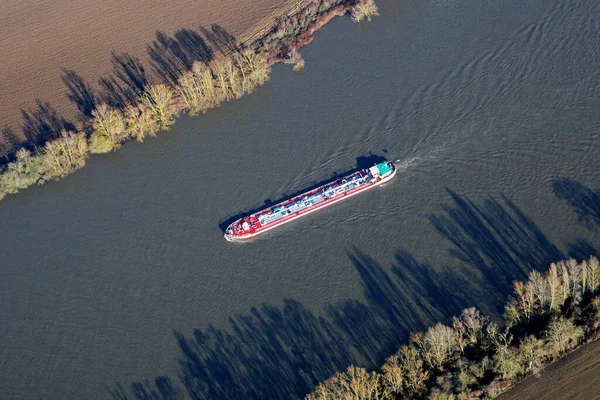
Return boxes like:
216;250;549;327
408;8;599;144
507;280;536;325
517;335;546;376
197;62;219;106
457;308;487;345
452;316;469;355
0;148;45;194
504;301;521;328
124;103;157;142
530;270;549;313
587;256;600;293
547;262;563;312
482;320;501;351
42;130;89;178
90;104;126;153
351;0;380;23
558;261;571;305
398;345;428;397
545;316;583;355
307;366;389;400
177;69;206;115
305;382;332;400
566;258;583;304
224;56;244;98
239;49;270;89
381;354;403;395
211;58;233;101
493;344;521;380
141;84;176;129
581;259;588;297
423;323;458;369
283;48;305;72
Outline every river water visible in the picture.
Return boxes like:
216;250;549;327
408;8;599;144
1;0;599;398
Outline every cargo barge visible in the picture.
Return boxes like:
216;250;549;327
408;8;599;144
224;161;397;241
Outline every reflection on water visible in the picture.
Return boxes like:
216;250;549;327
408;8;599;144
1;0;600;398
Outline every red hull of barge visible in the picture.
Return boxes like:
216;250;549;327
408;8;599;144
224;161;397;241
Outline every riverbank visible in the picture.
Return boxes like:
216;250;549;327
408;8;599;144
0;0;379;200
497;339;600;400
0;0;292;138
307;256;600;399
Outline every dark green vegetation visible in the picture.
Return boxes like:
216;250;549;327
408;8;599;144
0;0;377;200
307;257;600;399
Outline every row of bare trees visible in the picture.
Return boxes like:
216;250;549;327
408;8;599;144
506;257;600;325
87;48;268;154
0;48;269;198
176;50;269;115
307;256;600;400
0;0;369;200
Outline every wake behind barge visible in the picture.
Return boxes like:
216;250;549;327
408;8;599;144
224;161;397;241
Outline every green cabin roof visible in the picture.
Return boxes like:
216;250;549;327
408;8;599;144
375;161;392;176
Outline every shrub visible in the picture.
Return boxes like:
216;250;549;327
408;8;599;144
141;84;177;130
545;316;583;355
284;48;305;72
125;103;158;142
89;104;126;153
0;149;45;194
89;133;115;154
351;0;379;23
42;130;89;178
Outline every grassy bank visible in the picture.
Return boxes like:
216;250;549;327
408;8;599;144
307;256;600;399
0;0;379;201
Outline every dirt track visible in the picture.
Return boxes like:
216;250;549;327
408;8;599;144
0;0;293;140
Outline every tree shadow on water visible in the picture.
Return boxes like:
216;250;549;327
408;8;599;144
111;247;470;400
553;178;600;229
429;190;562;298
111;192;565;399
108;377;180;400
567;239;598;261
174;302;348;399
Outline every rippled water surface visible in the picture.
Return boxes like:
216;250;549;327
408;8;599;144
1;0;599;398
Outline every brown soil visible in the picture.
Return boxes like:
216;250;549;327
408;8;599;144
498;340;600;400
0;0;297;138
